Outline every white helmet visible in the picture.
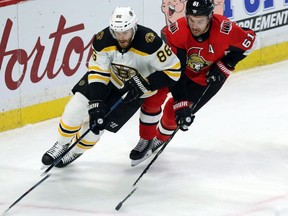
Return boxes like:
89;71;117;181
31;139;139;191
109;7;138;38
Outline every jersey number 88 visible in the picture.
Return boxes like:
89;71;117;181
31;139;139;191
157;44;173;62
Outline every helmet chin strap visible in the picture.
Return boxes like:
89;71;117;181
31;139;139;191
110;25;138;41
131;26;137;40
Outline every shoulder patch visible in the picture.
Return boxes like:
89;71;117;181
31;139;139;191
95;31;104;40
168;21;179;34
145;32;156;43
132;25;163;54
220;20;232;34
93;27;116;52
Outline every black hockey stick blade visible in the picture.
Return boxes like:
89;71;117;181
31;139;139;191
2;174;50;215
115;187;137;211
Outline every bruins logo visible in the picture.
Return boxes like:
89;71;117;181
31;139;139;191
96;31;104;40
145;32;155;43
111;63;138;82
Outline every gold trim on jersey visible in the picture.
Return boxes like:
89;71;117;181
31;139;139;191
163;61;181;80
100;45;150;57
170;61;181;69
101;46;117;52
129;47;149;56
88;66;110;73
88;73;110;85
163;69;181;79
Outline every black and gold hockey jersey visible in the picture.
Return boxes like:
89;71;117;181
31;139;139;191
73;25;181;101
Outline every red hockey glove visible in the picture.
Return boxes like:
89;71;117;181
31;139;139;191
173;100;195;131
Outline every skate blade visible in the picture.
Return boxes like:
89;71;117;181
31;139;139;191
131;150;152;167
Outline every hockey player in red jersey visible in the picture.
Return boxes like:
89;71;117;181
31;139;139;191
131;0;256;164
41;7;181;168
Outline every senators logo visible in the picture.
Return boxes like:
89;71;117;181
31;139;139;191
186;47;212;72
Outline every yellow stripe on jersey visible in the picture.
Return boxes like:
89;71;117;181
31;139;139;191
163;62;181;80
101;46;117;52
102;46;149;56
88;73;110;85
88;65;110;73
129;48;149;56
163;70;181;80
171;61;181;69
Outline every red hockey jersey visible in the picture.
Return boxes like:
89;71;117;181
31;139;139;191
163;14;256;86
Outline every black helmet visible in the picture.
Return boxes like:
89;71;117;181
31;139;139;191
186;0;215;16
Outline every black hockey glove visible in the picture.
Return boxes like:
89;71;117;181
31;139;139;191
123;74;151;103
88;100;107;135
206;60;232;85
173;100;195;131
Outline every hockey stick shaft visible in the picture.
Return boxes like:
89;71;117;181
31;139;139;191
133;83;211;187
115;128;180;211
115;127;179;211
115;84;211;210
115;187;137;211
42;92;127;176
132;127;179;187
2;174;50;215
3;93;127;214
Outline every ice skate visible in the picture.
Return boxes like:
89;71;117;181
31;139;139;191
41;142;69;166
151;137;165;153
130;138;153;166
55;150;83;168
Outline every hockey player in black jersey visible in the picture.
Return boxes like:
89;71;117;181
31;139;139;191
41;6;181;168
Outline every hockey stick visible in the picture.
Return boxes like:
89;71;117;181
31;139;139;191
42;92;128;176
1;94;128;215
115;127;179;211
1;174;51;215
115;84;211;210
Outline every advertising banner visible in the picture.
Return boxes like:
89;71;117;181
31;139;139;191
0;0;287;131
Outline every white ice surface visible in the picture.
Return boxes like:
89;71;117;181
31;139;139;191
0;60;288;216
